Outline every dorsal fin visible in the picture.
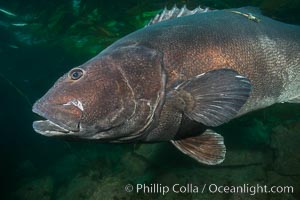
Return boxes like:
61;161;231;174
147;5;211;26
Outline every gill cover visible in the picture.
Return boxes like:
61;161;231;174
87;45;167;141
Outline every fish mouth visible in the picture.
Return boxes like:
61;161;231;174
33;120;71;136
32;104;80;137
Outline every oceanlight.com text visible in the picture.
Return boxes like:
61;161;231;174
124;183;294;196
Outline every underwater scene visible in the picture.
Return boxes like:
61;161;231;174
1;0;300;199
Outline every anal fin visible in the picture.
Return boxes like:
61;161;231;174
171;129;226;165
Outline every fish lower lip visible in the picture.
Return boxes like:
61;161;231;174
33;120;70;136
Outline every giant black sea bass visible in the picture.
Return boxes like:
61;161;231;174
32;6;300;165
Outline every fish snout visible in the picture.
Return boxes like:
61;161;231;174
32;97;83;136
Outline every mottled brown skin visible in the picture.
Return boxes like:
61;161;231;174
33;8;300;144
106;8;300;115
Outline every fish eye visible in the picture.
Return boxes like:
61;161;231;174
69;68;84;80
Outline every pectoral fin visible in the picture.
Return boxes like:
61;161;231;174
171;129;226;165
173;69;252;126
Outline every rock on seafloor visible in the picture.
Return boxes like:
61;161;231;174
271;122;300;176
14;176;54;200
